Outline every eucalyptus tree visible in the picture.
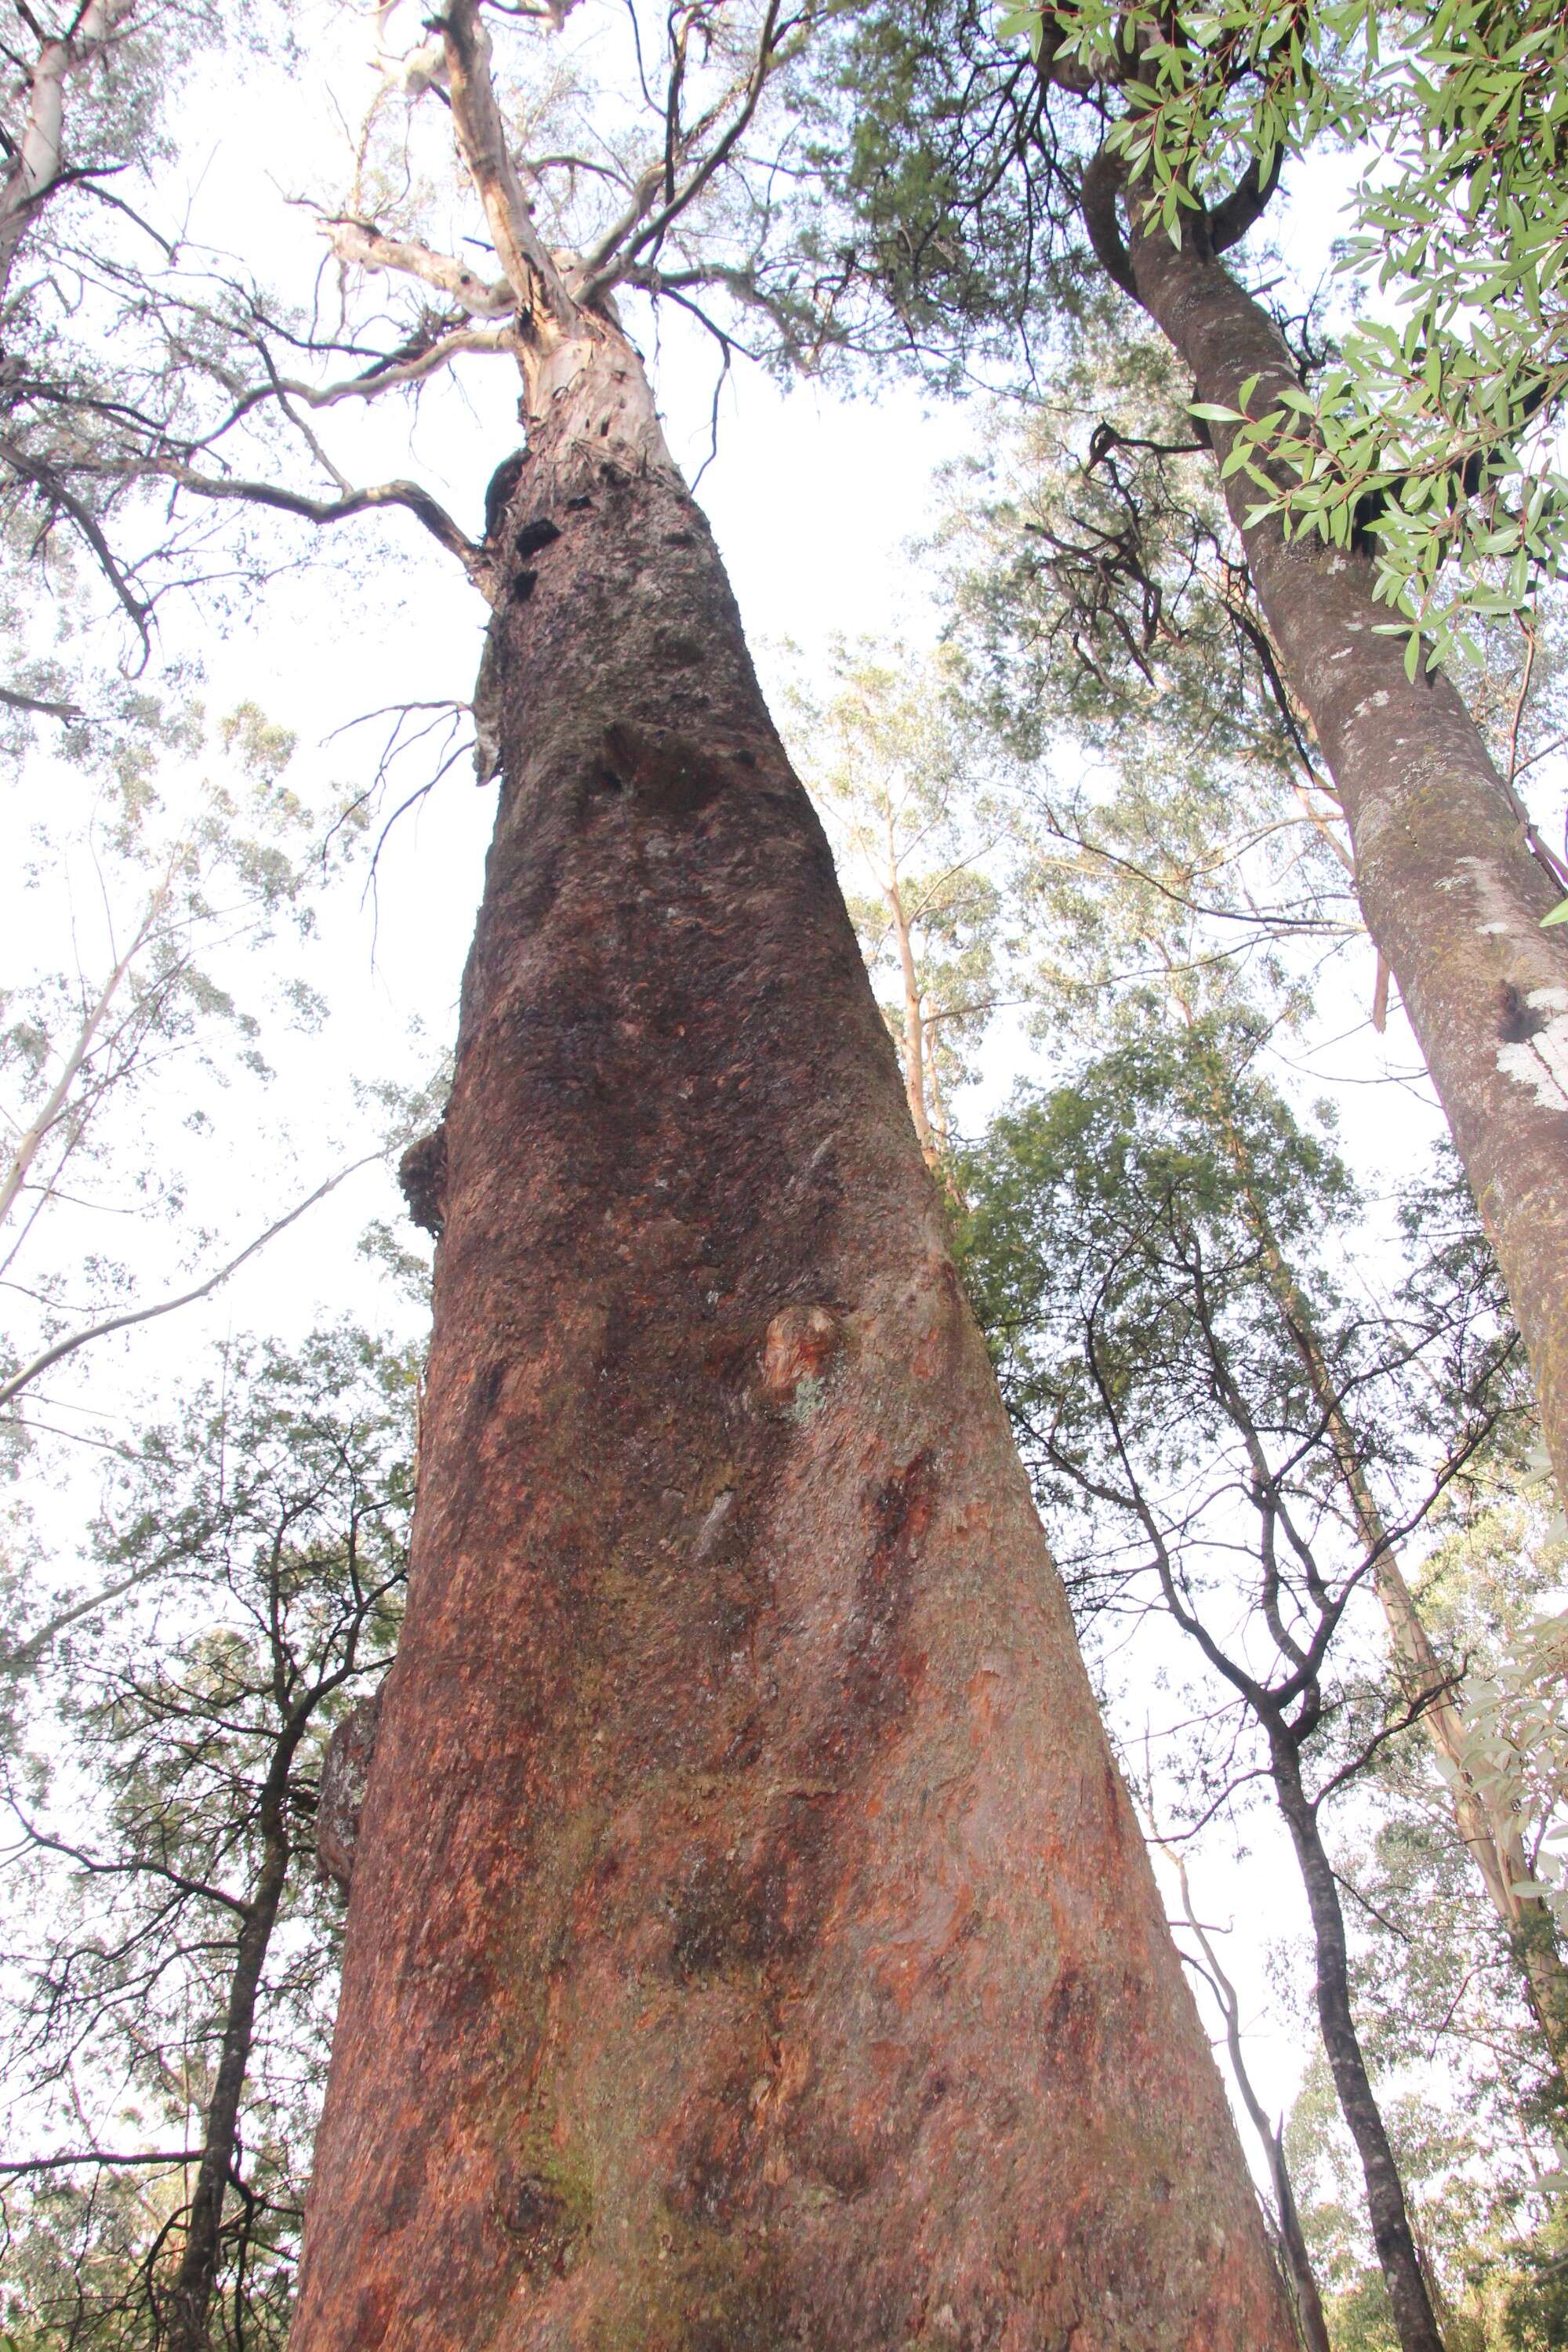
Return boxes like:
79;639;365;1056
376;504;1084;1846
0;0;252;666
933;516;1568;2118
0;0;135;303
933;321;1373;1004
1284;1641;1568;2352
10;4;1303;2342
0;1323;413;2352
956;1007;1534;2352
784;640;1010;1164
815;0;1568;1517
1289;1490;1568;2347
0;699;372;1465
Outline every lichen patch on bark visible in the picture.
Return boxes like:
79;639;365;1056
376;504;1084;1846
759;1303;843;1409
1497;985;1568;1113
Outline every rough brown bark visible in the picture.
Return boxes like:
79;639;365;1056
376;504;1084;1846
1120;210;1568;1526
291;310;1297;2346
1269;1736;1446;2352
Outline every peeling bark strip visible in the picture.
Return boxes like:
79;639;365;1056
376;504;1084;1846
292;281;1293;2352
1120;212;1568;1508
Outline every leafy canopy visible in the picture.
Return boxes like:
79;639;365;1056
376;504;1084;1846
1003;0;1568;665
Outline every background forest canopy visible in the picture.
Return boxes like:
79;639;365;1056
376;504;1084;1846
1;0;1567;2347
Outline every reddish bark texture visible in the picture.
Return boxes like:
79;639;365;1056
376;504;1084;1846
292;365;1295;2348
1128;221;1568;1509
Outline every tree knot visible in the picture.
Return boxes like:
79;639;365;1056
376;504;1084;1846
760;1304;843;1409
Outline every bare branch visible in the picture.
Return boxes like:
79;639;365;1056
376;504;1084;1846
0;2147;204;2176
276;323;514;408
580;0;793;302
0;1155;382;1412
132;461;488;585
0;680;83;718
321;215;514;318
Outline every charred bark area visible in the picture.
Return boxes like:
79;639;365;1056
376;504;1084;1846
1124;220;1568;1510
317;1691;383;1893
293;383;1295;2348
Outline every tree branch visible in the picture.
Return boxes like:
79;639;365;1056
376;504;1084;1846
0;2147;204;2176
0;681;84;719
134;463;488;584
583;0;792;301
321;215;514;317
0;434;151;656
276;323;514;408
1207;151;1283;256
0;1155;380;1412
1079;143;1137;299
437;0;576;332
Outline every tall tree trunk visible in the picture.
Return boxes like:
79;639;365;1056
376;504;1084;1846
1269;1733;1446;2352
0;0;125;304
1171;1849;1333;2352
1116;208;1568;1518
164;1722;304;2352
887;870;939;1163
292;314;1297;2347
1181;996;1568;2110
927;1025;955;1155
1265;1218;1568;2108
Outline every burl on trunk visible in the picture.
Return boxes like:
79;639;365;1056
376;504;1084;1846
292;256;1294;2352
